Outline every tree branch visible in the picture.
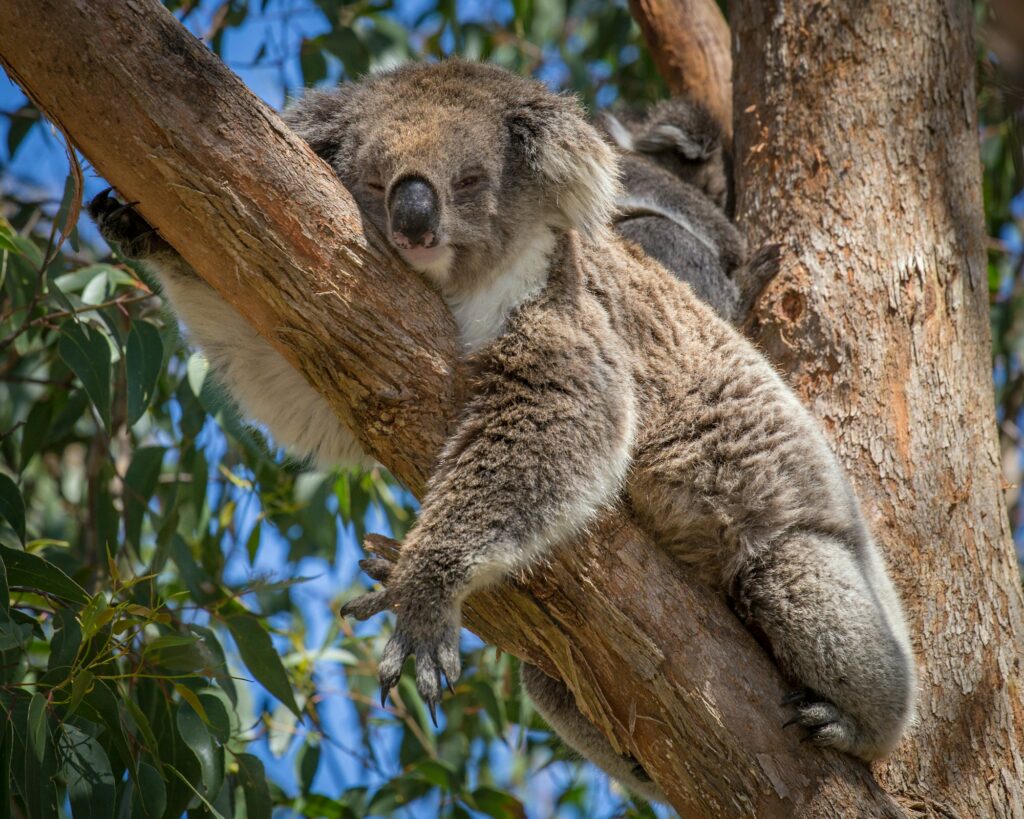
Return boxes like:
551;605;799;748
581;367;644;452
628;0;732;141
0;1;903;815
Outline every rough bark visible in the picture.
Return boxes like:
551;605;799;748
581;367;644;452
732;2;1024;817
629;0;732;140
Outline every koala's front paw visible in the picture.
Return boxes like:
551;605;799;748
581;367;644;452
88;187;169;259
340;551;462;723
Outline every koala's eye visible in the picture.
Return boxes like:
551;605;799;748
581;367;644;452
365;175;385;193
454;174;481;192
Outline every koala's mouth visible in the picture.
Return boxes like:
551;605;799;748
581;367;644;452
396;242;454;276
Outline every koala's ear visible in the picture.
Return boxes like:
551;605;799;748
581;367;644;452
506;93;621;237
282;86;354;161
633;99;721;161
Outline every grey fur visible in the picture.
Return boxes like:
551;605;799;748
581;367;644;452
89;60;916;804
598;100;778;324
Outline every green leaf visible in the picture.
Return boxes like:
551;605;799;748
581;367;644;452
131;761;166;819
77;680;138;784
26;692;58;819
0;474;25;544
297;739;320;796
300;38;328;85
225;613;301;718
176;702;223;798
0;218;19;254
235;753;272;819
126;320;164;426
470;786;525;819
59;723;115;819
123;698;161;767
196;688;233;744
0;609;29;651
0;713;12;819
58;321;112;431
0;554;8;612
47;607;82;672
67;668;95;715
0;545;88;603
18;399;53;470
189;625;237;706
123;446;165;548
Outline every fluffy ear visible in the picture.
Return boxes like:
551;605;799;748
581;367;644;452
281;86;355;161
506;93;621;237
633;99;721;161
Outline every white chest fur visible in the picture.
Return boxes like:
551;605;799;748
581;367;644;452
443;227;556;353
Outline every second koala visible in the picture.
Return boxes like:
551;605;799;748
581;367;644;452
91;60;916;805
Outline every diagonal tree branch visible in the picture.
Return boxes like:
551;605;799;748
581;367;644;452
0;1;903;815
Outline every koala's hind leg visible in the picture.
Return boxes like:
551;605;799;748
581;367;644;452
519;664;667;805
732;532;916;760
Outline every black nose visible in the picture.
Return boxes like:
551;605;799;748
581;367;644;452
389;176;440;249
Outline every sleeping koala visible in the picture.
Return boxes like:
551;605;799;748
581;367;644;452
598;99;777;324
90;60;916;805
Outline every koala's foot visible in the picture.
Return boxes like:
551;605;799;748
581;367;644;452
89;187;171;259
781;688;860;753
340;550;461;723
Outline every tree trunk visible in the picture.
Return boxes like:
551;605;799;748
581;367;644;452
732;1;1024;816
0;0;1015;816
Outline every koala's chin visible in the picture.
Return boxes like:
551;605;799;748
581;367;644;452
396;243;455;283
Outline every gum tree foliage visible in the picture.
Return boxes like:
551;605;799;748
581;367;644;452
0;1;1018;818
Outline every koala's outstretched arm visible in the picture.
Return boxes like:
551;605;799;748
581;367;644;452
342;292;636;712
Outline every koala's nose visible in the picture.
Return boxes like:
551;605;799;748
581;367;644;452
389;176;440;249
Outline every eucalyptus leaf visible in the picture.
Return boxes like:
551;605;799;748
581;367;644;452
58;320;113;431
126;320;164;425
236;753;272;819
0;474;25;544
59;722;116;819
225;613;301;718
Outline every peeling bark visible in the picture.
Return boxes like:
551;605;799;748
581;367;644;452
733;2;1024;816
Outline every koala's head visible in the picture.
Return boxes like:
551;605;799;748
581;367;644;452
284;60;619;291
599;99;728;210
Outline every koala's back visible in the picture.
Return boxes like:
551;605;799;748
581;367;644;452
553;236;866;584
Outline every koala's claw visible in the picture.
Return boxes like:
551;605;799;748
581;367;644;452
88;187;168;259
339;589;393;621
374;611;461;723
358;556;394;583
782;696;853;750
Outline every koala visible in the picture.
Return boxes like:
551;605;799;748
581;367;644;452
90;60;916;806
598;99;777;324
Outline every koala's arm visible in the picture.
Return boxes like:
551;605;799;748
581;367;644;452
88;191;368;467
343;289;636;708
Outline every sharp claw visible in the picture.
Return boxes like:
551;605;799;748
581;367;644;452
107;200;141;220
427;699;438;727
446;677;455;695
782;715;802;730
381;686;391;709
